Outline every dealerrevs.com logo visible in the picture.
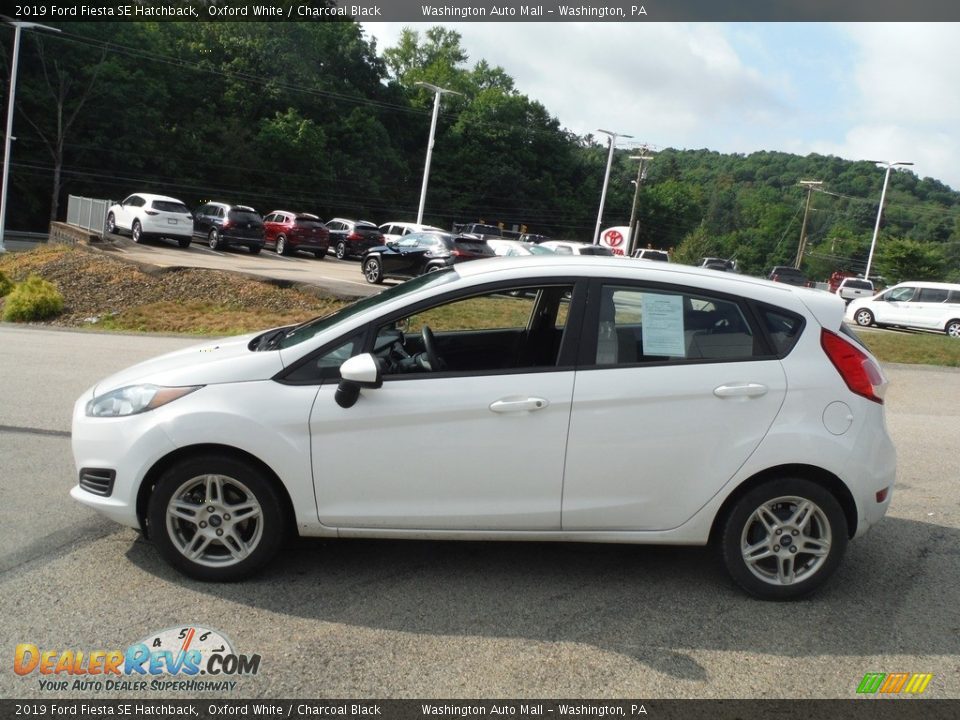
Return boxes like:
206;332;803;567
856;673;934;695
14;626;260;693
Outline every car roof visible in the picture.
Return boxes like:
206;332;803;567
890;280;960;290
128;193;187;204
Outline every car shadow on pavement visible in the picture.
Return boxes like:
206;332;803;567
124;515;956;681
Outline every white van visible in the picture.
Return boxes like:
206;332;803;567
846;281;960;337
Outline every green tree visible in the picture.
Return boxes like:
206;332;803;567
876;238;946;284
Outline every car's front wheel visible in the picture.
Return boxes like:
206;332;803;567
147;454;286;582
106;212;116;235
363;256;384;284
946;319;960;338
720;478;847;600
854;308;874;327
131;220;144;243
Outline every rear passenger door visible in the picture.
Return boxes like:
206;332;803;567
562;281;789;531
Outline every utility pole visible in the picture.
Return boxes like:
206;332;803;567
794;180;822;269
593;129;632;244
626;149;653;256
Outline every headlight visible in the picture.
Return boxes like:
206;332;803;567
86;385;202;417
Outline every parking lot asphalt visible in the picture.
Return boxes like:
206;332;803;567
0;325;958;700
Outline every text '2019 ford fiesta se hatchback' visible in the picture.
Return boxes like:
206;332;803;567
71;257;896;599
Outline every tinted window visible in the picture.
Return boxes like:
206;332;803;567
916;288;949;303
228;210;262;224
948;291;960;305
759;306;804;356
152;200;190;213
888;286;916;302
294;215;323;228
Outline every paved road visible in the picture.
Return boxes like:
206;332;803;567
98;234;382;299
0;325;958;700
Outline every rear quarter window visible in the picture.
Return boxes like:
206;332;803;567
757;305;805;357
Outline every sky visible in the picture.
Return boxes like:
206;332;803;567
362;22;960;190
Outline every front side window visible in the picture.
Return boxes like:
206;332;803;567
594;285;759;365
372;284;574;376
887;286;916;302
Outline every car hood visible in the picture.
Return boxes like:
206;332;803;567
92;333;284;396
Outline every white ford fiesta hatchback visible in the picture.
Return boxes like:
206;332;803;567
72;257;896;599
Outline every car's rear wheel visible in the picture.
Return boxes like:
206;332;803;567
854;309;874;327
720;478;847;600
177;238;191;249
106;212;116;235
335;240;348;260
248;245;261;255
312;250;325;260
363;256;383;284
208;229;221;251
276;235;289;256
148;454;285;582
131;220;144;243
946;319;960;338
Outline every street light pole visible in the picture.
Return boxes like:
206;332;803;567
864;160;913;280
0;19;61;254
593;129;632;244
626;150;653;256
414;81;461;226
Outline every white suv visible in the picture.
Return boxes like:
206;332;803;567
106;193;194;247
835;277;874;304
378;221;444;244
847;281;960;337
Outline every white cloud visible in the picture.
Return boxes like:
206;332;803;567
363;22;960;189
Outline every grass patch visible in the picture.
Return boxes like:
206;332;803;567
96;301;333;336
854;328;960;367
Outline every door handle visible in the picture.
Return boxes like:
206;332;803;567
714;383;768;398
489;397;550;413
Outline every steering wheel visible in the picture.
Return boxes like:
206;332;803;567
421;325;444;371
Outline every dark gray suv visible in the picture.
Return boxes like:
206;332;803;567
192;202;265;253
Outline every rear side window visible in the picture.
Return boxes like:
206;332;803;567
594;286;762;365
152;200;189;213
916;288;949;303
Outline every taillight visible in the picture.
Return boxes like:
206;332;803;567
347;231;362;241
144;210;158;216
451;248;468;257
222;219;234;229
820;329;886;404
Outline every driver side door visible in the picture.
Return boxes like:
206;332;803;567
309;282;580;531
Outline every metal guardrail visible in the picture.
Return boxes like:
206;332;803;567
66;195;111;237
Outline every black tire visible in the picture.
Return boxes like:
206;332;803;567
335;240;348;260
720;478;848;600
946;319;960;338
131;220;144;244
248;245;262;255
208;229;221;251
147;454;286;582
312;250;325;260
363;256;384;284
853;308;874;327
177;237;191;249
106;212;116;235
276;235;289;256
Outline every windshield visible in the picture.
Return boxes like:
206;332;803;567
277;269;459;349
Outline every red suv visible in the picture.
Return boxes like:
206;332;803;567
262;211;330;258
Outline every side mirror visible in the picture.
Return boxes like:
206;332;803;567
335;354;383;408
